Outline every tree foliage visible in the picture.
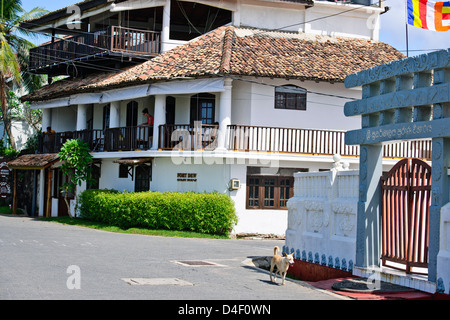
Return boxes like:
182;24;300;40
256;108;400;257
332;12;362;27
0;0;47;150
58;139;94;218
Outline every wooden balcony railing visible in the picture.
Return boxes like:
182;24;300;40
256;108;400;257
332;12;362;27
104;126;153;152
38;126;152;154
39;130;104;154
227;125;432;160
227;125;360;156
158;124;219;151
110;26;161;54
38;125;432;161
29;26;160;71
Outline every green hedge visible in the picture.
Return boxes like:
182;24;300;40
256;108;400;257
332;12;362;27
78;189;238;236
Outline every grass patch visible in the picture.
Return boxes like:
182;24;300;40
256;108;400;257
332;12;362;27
39;216;230;239
0;206;12;214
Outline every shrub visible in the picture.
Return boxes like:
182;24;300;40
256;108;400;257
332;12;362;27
78;190;238;236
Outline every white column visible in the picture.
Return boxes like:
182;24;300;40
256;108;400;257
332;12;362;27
42;108;52;131
217;79;233;151
110;101;120;128
38;169;45;217
161;0;171;53
152;95;166;150
76;104;88;131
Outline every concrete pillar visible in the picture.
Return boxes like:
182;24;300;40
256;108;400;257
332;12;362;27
355;143;383;269
76;104;88;131
216;79;233;151
42;109;52;131
110;101;120;128
430;137;450;282
161;0;171;53
152;95;166;150
38;169;45;217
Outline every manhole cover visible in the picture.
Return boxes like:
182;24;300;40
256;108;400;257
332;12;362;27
172;260;224;267
332;278;416;293
121;278;194;286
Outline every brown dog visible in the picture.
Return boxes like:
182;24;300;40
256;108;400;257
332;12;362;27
270;246;295;285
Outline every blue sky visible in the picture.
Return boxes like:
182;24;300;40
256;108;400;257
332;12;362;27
21;0;450;57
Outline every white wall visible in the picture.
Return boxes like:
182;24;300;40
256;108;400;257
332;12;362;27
0;120;37;151
239;4;305;33
237;1;381;40
99;159;135;192
51;105;77;132
285;169;359;270
437;202;450;294
232;78;362;131
151;157;229;193
305;3;381;40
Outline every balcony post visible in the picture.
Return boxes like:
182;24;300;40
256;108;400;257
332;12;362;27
152;95;166;150
110;101;120;128
161;0;171;53
76;104;88;131
42;109;52;131
217;79;233;151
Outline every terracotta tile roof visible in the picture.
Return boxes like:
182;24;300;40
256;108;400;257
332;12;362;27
23;25;404;103
7;154;60;170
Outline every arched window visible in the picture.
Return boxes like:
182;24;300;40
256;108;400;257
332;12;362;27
275;85;307;110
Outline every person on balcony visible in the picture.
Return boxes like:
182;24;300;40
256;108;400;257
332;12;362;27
139;108;154;127
43;126;56;153
138;108;154;149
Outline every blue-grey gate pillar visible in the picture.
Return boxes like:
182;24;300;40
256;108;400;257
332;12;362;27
356;144;383;268
430;137;450;281
344;49;450;283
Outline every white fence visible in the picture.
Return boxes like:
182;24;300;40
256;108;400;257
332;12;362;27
285;163;359;272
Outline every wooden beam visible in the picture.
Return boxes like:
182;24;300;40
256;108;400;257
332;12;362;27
12;170;17;215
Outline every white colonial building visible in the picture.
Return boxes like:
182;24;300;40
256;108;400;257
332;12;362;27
12;0;426;236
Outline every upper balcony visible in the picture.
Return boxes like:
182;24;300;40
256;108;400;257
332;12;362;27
37;124;432;162
29;26;161;76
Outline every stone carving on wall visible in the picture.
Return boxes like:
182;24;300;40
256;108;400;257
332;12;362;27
287;201;302;230
332;202;356;237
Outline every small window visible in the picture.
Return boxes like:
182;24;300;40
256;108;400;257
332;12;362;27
246;167;307;210
119;164;130;178
275;85;307;110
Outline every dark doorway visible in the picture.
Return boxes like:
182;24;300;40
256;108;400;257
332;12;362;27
127;101;139;127
53;168;74;217
135;164;152;193
166;96;175;125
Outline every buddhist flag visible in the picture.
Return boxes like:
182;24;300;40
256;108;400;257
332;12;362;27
407;0;450;31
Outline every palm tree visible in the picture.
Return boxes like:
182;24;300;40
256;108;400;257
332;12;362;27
0;0;46;150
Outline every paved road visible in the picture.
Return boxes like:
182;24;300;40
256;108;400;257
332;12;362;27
0;214;344;301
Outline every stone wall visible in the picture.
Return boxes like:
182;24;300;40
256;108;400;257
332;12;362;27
285;156;359;277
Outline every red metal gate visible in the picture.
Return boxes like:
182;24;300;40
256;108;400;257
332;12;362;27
381;158;431;274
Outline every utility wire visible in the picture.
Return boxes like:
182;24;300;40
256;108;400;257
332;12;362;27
14;1;401;101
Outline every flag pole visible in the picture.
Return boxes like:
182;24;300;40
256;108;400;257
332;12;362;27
405;0;410;57
406;21;409;57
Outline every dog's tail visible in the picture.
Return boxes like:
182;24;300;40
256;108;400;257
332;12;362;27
274;246;280;255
